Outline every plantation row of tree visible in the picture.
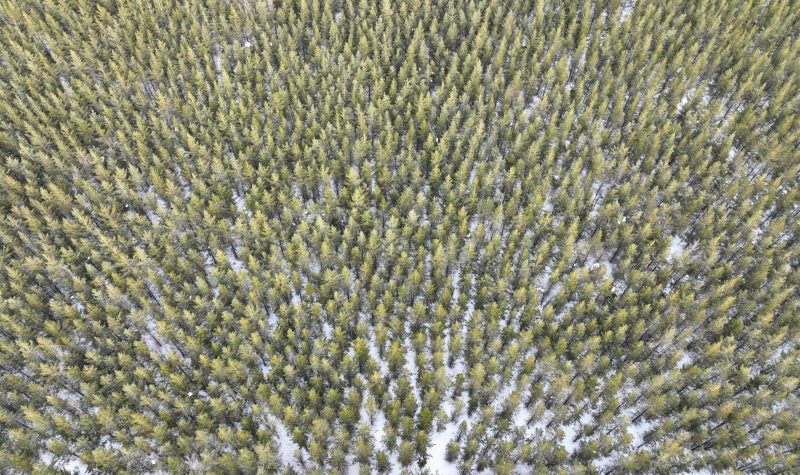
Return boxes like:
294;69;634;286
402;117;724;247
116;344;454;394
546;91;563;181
0;0;798;473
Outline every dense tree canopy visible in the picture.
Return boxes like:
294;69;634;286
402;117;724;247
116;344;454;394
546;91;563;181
1;0;799;473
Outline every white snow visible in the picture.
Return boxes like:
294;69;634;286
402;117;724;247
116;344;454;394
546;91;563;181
265;415;299;470
591;259;613;277
676;86;697;113
593;455;615;473
676;352;692;369
426;422;460;475
40;452;89;474
213;51;222;73
560;421;581;454
145;208;162;224
226;249;245;272
620;2;636;22
63;458;90;474
668;235;686;261
523;95;542;118
464;298;475;320
233;192;248;214
629;419;655;447
57;388;81;404
59;76;74;96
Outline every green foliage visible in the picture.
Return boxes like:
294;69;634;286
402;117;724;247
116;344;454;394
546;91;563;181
0;0;799;473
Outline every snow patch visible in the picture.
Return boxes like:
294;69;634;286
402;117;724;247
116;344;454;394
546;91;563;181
233;191;248;214
591;259;613;277
426;421;460;475
629;418;655;447
226;250;246;272
40;451;89;474
676;352;692;369
676;86;696;113
523;95;542;118
263;415;299;470
213;50;222;73
668;235;686;261
620;1;636;22
560;421;581;454
59;76;74;97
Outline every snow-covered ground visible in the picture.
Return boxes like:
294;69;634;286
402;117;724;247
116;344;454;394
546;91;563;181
668;235;687;261
426;420;460;475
